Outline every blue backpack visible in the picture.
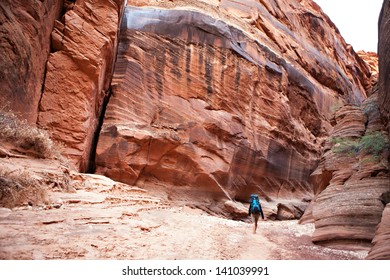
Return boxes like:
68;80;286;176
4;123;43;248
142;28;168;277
250;194;261;214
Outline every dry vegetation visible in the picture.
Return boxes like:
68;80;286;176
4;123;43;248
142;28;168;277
0;110;55;158
0;104;68;208
0;168;48;208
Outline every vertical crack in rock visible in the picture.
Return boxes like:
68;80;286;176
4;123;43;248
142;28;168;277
86;88;111;173
86;0;128;172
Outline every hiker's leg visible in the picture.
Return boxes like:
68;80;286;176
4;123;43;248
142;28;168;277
254;215;259;233
253;219;256;233
252;214;259;233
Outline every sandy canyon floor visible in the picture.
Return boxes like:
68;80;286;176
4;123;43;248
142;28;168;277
0;174;368;260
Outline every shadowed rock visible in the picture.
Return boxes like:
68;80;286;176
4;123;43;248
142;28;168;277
0;0;63;123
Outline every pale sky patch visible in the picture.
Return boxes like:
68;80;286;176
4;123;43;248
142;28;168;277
314;0;383;52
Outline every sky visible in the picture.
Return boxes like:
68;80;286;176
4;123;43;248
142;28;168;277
313;0;384;52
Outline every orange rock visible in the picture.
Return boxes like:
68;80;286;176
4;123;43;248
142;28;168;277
0;0;63;123
37;0;126;171
305;94;390;250
366;203;390;259
95;1;371;206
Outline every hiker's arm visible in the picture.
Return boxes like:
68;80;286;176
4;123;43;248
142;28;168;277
248;204;251;216
260;207;264;219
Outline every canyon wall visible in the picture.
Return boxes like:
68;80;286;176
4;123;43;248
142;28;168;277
37;0;126;171
95;0;371;204
0;0;63;123
302;92;390;250
379;0;390;134
366;0;390;259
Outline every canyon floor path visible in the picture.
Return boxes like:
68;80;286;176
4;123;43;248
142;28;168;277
0;177;368;260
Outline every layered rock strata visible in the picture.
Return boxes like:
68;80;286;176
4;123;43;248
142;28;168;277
366;203;390;259
302;93;390;249
37;0;126;171
0;0;63;123
95;0;371;205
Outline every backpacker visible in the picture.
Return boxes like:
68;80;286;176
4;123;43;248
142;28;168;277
250;194;261;214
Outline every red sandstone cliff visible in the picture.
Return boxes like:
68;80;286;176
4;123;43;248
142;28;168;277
301;91;389;250
366;0;390;260
95;0;371;209
0;0;63;123
37;0;126;171
2;0;389;258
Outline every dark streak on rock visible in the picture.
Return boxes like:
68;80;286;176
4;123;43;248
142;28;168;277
155;45;166;98
205;45;214;96
170;43;182;79
186;45;191;84
235;58;241;93
221;49;226;85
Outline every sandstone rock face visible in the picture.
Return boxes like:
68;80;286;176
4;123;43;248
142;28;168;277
0;0;63;123
366;203;390;259
369;0;390;259
95;0;370;205
357;51;378;92
303;93;390;249
37;0;126;171
379;0;390;135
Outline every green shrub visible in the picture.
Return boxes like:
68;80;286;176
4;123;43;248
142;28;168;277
330;137;359;156
331;132;389;157
359;132;390;156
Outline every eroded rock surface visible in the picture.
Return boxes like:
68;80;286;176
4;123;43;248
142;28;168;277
0;0;63;123
37;0;126;171
95;0;370;205
368;0;390;259
366;203;390;259
379;0;390;135
357;51;379;92
302;93;390;249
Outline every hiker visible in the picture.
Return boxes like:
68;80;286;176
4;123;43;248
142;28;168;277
248;194;264;234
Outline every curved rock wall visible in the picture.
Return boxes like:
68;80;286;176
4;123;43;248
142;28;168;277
366;203;390;259
302;93;390;249
95;0;371;203
0;0;63;123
